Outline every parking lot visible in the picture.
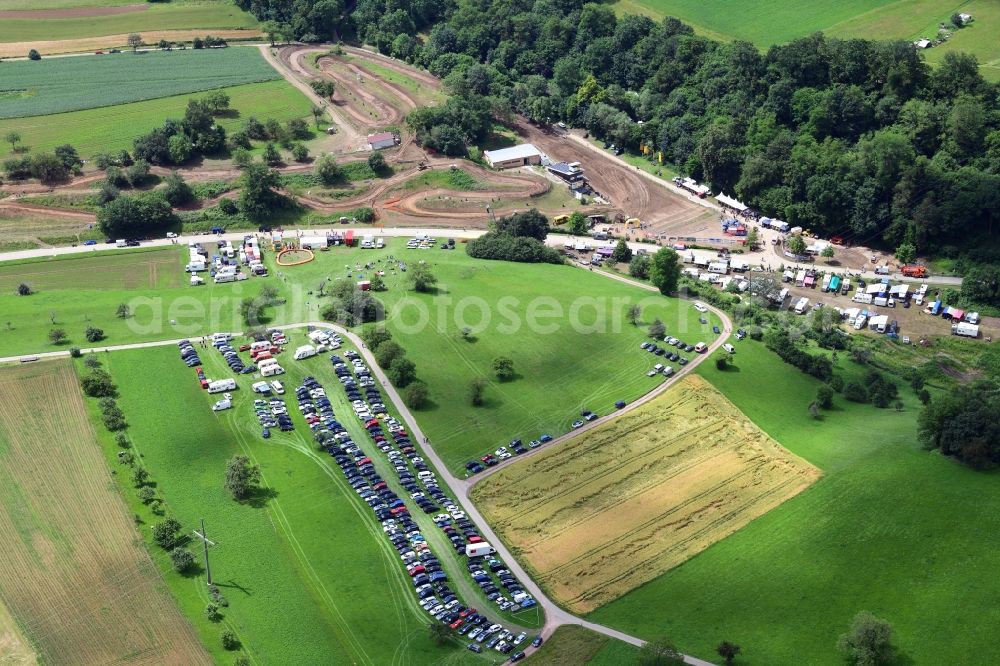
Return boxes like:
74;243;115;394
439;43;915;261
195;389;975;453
178;327;543;655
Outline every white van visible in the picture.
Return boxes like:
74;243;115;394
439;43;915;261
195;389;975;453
207;378;237;393
293;345;317;360
261;364;285;377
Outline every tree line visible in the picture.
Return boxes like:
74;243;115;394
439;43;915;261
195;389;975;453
244;1;1000;269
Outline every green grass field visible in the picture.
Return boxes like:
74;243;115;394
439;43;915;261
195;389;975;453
588;339;1000;664
271;241;721;473
91;346;490;665
0;47;278;119
616;0;999;80
527;625;638;665
0;78;313;158
0;2;257;43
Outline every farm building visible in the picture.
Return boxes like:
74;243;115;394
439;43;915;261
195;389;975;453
914;39;932;49
367;132;398;150
484;144;542;169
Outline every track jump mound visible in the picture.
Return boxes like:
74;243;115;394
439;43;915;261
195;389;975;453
276;248;315;266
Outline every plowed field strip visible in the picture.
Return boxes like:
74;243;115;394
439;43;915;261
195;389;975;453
0;361;209;665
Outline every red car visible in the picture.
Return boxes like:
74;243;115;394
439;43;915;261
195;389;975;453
468;536;483;544
449;619;464;630
239;344;251;352
459;608;475;618
390;506;409;516
408;565;425;576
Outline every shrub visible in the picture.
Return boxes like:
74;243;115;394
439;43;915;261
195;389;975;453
151;517;181;549
469;377;487;406
843;381;868;403
69;347;82;358
830;375;844;393
85;326;105;342
466;232;562;264
816;385;834;409
403;381;430;409
170;548;195;573
138;486;156;504
221;629;240;650
204;603;222;622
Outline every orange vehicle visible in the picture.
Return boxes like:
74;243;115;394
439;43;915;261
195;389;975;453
901;265;927;278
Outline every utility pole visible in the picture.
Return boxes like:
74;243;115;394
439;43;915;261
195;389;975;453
192;519;217;586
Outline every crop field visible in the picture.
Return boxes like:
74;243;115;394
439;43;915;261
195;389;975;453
0;79;313;158
585;340;1000;664
269;240;722;473
472;375;819;614
0;361;209;665
0;47;278;119
0;1;258;43
97;343;502;664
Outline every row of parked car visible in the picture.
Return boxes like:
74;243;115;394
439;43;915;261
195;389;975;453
331;349;539;657
178;340;202;367
212;333;256;375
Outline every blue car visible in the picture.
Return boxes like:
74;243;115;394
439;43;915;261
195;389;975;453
539;434;553;443
262;427;271;439
83;239;97;245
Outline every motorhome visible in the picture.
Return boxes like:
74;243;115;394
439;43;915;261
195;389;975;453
794;297;809;314
293;345;317;360
261;364;285;377
207;379;237;393
952;322;979;338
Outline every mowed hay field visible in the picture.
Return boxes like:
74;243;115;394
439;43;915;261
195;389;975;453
0;1;258;43
0;79;313;158
0;361;208;665
472;375;819;614
0;246;181;291
0;209;101;251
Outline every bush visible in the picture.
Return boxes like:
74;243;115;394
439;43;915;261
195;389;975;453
204;603;222;622
170;547;195;573
830;375;844;393
80;370;117;397
69;347;82;358
28;49;40;61
115;432;131;448
163;171;194;206
291;143;309;162
843;381;868;403
151;517;181;549
715;355;729;370
219;198;239;215
403;381;430;409
466;232;562;264
138;486;156;504
85;326;105;342
221;629;240;650
469;377;487;406
816;385;834;409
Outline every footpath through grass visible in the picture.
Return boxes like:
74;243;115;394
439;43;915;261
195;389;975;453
589;339;1000;665
98;345;487;665
0;47;278;119
0;78;312;158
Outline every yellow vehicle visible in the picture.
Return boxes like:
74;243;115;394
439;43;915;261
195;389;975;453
553;214;570;225
625;217;641;228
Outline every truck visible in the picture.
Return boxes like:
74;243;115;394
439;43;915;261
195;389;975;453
829;275;841;293
841;278;851;295
901;264;927;278
465;542;494;558
794;297;809;314
854;313;868;330
821;274;831;292
293;345;317;360
207;378;237;393
952;322;979;338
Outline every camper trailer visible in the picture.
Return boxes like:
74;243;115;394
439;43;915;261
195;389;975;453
207;378;237;393
794;297;809;314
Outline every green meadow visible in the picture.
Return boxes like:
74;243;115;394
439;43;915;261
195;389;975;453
616;0;1000;80
92;344;495;665
588;339;1000;664
0;79;313;158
